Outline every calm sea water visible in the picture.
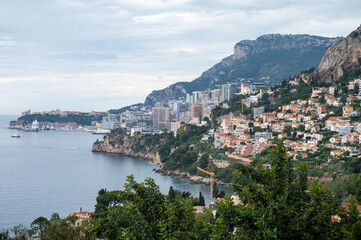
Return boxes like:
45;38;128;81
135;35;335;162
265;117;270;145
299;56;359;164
0;115;231;230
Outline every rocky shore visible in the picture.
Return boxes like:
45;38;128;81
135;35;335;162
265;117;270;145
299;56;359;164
153;167;229;186
92;136;228;186
92;137;161;164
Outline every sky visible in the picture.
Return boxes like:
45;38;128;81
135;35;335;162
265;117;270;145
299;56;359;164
1;0;361;114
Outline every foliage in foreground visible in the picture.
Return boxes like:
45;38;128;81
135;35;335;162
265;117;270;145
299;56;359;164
3;141;361;240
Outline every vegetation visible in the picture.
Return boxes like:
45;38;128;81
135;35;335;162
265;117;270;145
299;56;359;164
109;103;144;114
17;113;105;126
0;213;94;240
5;142;361;239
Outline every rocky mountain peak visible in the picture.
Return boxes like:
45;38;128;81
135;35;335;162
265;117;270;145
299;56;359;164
233;34;340;60
315;25;361;82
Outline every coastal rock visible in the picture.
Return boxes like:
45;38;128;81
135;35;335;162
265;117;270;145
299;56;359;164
92;130;157;163
93;129;229;186
153;167;228;185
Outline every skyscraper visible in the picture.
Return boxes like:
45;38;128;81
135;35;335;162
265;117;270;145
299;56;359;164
152;107;170;129
222;84;232;101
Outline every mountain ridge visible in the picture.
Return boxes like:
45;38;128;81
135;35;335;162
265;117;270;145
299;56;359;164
144;33;342;106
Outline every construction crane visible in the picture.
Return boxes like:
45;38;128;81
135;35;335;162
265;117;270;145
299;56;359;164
197;167;215;201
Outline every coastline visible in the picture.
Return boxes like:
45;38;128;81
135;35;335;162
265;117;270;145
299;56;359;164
92;140;229;186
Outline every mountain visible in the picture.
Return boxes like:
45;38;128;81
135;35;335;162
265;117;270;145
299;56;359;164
145;34;342;106
315;25;361;82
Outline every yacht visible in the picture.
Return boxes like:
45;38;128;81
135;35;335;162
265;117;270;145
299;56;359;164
11;133;20;138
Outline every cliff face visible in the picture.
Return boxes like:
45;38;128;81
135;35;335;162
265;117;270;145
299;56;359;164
145;34;341;106
91;130;229;184
315;25;361;82
92;130;161;164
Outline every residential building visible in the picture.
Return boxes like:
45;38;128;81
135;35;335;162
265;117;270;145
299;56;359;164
152;107;170;129
241;83;252;95
171;121;181;136
191;103;204;123
102;114;121;130
343;105;354;117
222;84;232;101
253;107;265;118
317;105;327;115
255;132;273;140
211;89;222;102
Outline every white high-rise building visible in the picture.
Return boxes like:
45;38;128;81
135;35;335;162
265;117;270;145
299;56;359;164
211;89;222;102
222;84;232;102
192;91;203;103
186;93;191;103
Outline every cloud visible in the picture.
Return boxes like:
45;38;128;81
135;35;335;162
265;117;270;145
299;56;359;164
1;0;361;114
0;41;15;46
0;72;196;97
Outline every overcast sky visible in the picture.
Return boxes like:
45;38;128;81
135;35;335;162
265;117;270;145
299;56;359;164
1;0;361;114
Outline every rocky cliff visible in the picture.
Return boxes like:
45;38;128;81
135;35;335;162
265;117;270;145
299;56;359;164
145;34;341;106
92;129;228;185
315;25;361;82
92;129;161;164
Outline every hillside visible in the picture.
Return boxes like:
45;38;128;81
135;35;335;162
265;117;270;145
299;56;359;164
315;24;361;82
145;34;341;106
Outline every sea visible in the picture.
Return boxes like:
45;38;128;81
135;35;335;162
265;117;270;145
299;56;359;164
0;115;231;230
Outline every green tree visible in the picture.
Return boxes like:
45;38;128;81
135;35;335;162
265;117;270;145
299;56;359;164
213;182;219;199
29;216;50;239
90;175;212;239
50;213;60;221
232;140;343;239
11;224;28;240
198;154;209;169
168;186;176;203
198;192;205;206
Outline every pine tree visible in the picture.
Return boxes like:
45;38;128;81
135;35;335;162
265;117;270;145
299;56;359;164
168;186;176;203
198;192;205;206
213;182;219;199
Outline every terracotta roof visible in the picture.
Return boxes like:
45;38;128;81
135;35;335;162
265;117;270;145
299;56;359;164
193;206;209;210
341;203;361;214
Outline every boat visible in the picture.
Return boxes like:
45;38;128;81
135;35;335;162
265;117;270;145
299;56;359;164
11;133;20;138
31;120;39;132
92;129;110;135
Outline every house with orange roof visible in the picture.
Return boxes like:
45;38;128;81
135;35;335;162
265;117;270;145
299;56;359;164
343;105;354;117
240;144;253;157
67;208;93;227
261;112;277;122
317;105;327;114
223;135;237;148
308;98;318;105
237;133;251;142
325;117;346;131
350;133;360;143
290;104;302;113
271;122;285;133
193;206;209;214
